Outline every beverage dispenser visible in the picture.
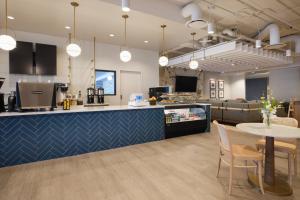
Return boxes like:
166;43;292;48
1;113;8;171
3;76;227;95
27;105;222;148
96;87;104;104
87;87;95;104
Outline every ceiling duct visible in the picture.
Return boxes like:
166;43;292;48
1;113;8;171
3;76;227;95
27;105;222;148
281;35;300;55
258;23;286;50
198;35;219;47
222;29;237;38
182;2;207;29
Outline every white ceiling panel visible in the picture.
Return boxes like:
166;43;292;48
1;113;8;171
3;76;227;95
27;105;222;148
167;41;293;73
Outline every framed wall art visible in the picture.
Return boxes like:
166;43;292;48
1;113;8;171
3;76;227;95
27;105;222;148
218;90;224;98
218;80;224;90
210;79;216;89
210;90;216;98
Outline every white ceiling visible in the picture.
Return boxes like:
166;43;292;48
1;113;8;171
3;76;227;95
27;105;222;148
0;0;299;52
0;0;192;51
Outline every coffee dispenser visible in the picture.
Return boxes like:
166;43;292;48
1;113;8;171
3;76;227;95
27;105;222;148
7;91;16;112
96;87;104;104
87;87;95;104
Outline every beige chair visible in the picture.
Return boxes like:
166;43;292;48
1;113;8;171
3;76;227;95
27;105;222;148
288;98;296;118
214;121;264;195
256;117;298;186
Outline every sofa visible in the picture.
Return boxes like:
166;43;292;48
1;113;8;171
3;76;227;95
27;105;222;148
197;99;287;124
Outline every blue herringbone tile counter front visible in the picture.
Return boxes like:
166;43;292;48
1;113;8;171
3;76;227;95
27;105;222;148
0;108;165;167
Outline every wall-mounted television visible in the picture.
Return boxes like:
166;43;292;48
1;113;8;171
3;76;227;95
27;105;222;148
175;76;197;92
9;41;57;75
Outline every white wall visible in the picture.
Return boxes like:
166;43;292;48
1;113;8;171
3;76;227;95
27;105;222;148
269;67;300;101
202;72;246;100
229;74;246;99
0;31;159;105
207;66;300;101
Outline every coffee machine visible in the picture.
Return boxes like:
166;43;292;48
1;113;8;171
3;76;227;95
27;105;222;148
96;87;104;104
87;87;95;104
0;78;5;112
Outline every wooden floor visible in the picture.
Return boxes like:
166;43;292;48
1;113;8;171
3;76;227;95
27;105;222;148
0;124;299;200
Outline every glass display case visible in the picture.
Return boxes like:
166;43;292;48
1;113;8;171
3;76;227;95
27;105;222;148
164;104;210;139
165;107;206;124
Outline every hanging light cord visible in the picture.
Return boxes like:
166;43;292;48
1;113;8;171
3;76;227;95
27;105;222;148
191;32;196;59
5;0;8;32
70;2;79;40
161;25;167;56
93;37;96;87
193;34;195;58
73;4;76;39
162;27;165;55
122;15;129;47
124;16;127;46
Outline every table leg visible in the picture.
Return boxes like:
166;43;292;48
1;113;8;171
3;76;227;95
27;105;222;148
247;136;293;196
264;136;275;185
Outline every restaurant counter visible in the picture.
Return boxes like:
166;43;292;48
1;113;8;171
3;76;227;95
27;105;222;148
0;105;165;167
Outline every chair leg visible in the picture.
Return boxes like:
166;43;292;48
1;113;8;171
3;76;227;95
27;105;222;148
228;160;234;195
254;163;258;175
294;152;297;176
217;156;221;178
258;161;264;194
288;153;293;186
245;160;248;176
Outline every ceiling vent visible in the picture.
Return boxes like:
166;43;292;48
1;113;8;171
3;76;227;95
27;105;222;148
258;24;286;50
182;3;207;29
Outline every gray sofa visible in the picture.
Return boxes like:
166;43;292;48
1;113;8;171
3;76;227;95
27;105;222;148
197;99;287;124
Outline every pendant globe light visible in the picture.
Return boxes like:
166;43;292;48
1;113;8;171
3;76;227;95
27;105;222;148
189;32;198;70
0;0;16;51
120;14;131;62
66;2;81;57
159;25;168;66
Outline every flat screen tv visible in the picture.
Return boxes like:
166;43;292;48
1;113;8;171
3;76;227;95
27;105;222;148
175;76;197;92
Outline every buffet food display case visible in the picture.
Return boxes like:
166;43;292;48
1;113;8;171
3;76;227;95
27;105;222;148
164;104;210;139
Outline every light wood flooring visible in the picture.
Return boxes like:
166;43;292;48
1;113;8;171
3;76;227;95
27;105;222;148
0;124;299;200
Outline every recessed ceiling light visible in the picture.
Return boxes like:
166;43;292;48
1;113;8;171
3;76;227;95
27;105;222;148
144;40;149;44
255;67;259;70
65;26;71;30
109;34;115;37
231;63;235;66
7;16;15;20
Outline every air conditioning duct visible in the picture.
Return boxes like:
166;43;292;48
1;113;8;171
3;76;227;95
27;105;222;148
281;35;300;55
182;3;207;29
222;29;237;38
258;23;285;49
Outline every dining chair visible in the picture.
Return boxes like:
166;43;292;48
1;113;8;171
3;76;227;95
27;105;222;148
256;117;298;186
288;98;295;118
213;120;264;195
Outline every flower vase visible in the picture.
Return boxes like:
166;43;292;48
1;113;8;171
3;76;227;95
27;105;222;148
262;112;272;128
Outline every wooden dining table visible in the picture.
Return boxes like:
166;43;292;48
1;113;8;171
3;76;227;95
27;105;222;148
236;123;300;196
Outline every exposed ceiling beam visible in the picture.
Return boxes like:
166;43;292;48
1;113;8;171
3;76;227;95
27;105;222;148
235;0;300;32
